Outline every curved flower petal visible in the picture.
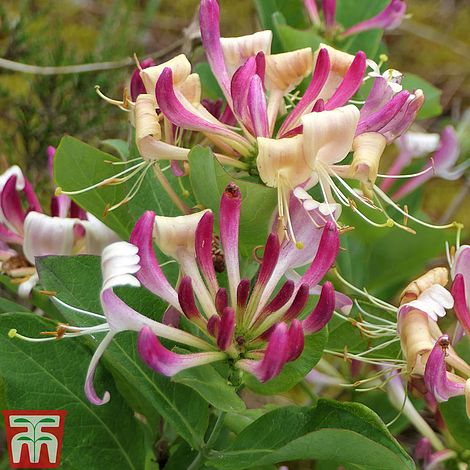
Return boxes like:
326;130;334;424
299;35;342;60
101;242;141;291
1;175;26;233
398;284;454;322
451;274;470;338
287;319;304;361
247;74;269;137
278;47;330;136
138;326;226;376
324;51;366;111
129;211;179;308
302;281;335;333
199;0;232;102
195;211;218;295
302;105;359;166
220;183;242;305
217;307;235;351
130;57;155;101
424;335;466;403
343;0;406;37
300;221;339;287
17;272;39;298
23;212;77;264
80;213;120;255
220;30;272;77
84;331;114;405
322;0;336;29
236;322;289;382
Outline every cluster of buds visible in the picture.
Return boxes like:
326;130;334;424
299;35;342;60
398;247;470;417
0;147;119;296
15;183;347;404
87;0;436;245
303;0;407;38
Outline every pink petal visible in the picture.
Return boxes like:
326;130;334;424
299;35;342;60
199;0;232;102
130;58;156;101
217;307;235;350
282;284;309;321
278;48;330;137
360;77;395;120
451;274;470;338
247;74;269;137
215;287;228;315
287;319;304;361
304;0;320;24
50;195;71;218
424;335;465;402
300;222;339;287
138;326;225;376
322;0;336;29
343;0;406;37
220;183;242;304
256;233;281;288
129;211;179;308
237;322;290;382
195;211;218;295
324;51;367;110
302;281;335;333
0;223;23;244
178;276;204;322
1;175;26;233
231;56;257;130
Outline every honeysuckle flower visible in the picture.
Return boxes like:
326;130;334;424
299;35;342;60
13;183;340;404
342;0;407;37
0;162;119;296
424;334;470;418
303;0;406;37
392;126;469;200
451;245;470;337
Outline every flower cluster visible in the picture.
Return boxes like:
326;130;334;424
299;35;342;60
21;183;345;404
88;0;438;242
0;147;119;296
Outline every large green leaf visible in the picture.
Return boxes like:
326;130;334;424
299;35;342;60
0;313;145;470
243;329;327;395
275;23;324;52
188;146;277;258
54;136;133;238
208;400;414;469
36;255;209;449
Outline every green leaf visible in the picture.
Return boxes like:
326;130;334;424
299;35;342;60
254;0;308;53
101;139;130;159
36;255;209;448
402;73;442;120
0;297;29;314
188;146;278;257
208;400;414;469
336;0;389;28
0;313;146;470
275;23;324;52
173;364;246;412
194;62;223;101
440;397;470;450
243;329;327;395
54;135;133;238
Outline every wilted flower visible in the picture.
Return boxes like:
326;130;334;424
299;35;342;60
11;183;341;404
0;150;119;296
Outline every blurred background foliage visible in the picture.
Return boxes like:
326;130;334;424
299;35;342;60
0;0;469;219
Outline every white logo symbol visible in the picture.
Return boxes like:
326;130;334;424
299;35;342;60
9;415;60;464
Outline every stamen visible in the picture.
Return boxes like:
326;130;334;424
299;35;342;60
374;185;461;231
95;85;130;111
376;166;434;179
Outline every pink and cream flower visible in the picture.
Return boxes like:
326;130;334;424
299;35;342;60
13;183;341;404
0;150;119;296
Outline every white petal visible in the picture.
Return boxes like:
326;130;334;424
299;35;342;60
101;241;141;291
81;213;120;255
23;212;77;264
0;165;25;192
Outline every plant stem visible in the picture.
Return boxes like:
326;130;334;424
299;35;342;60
152;164;190;215
187;411;227;470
